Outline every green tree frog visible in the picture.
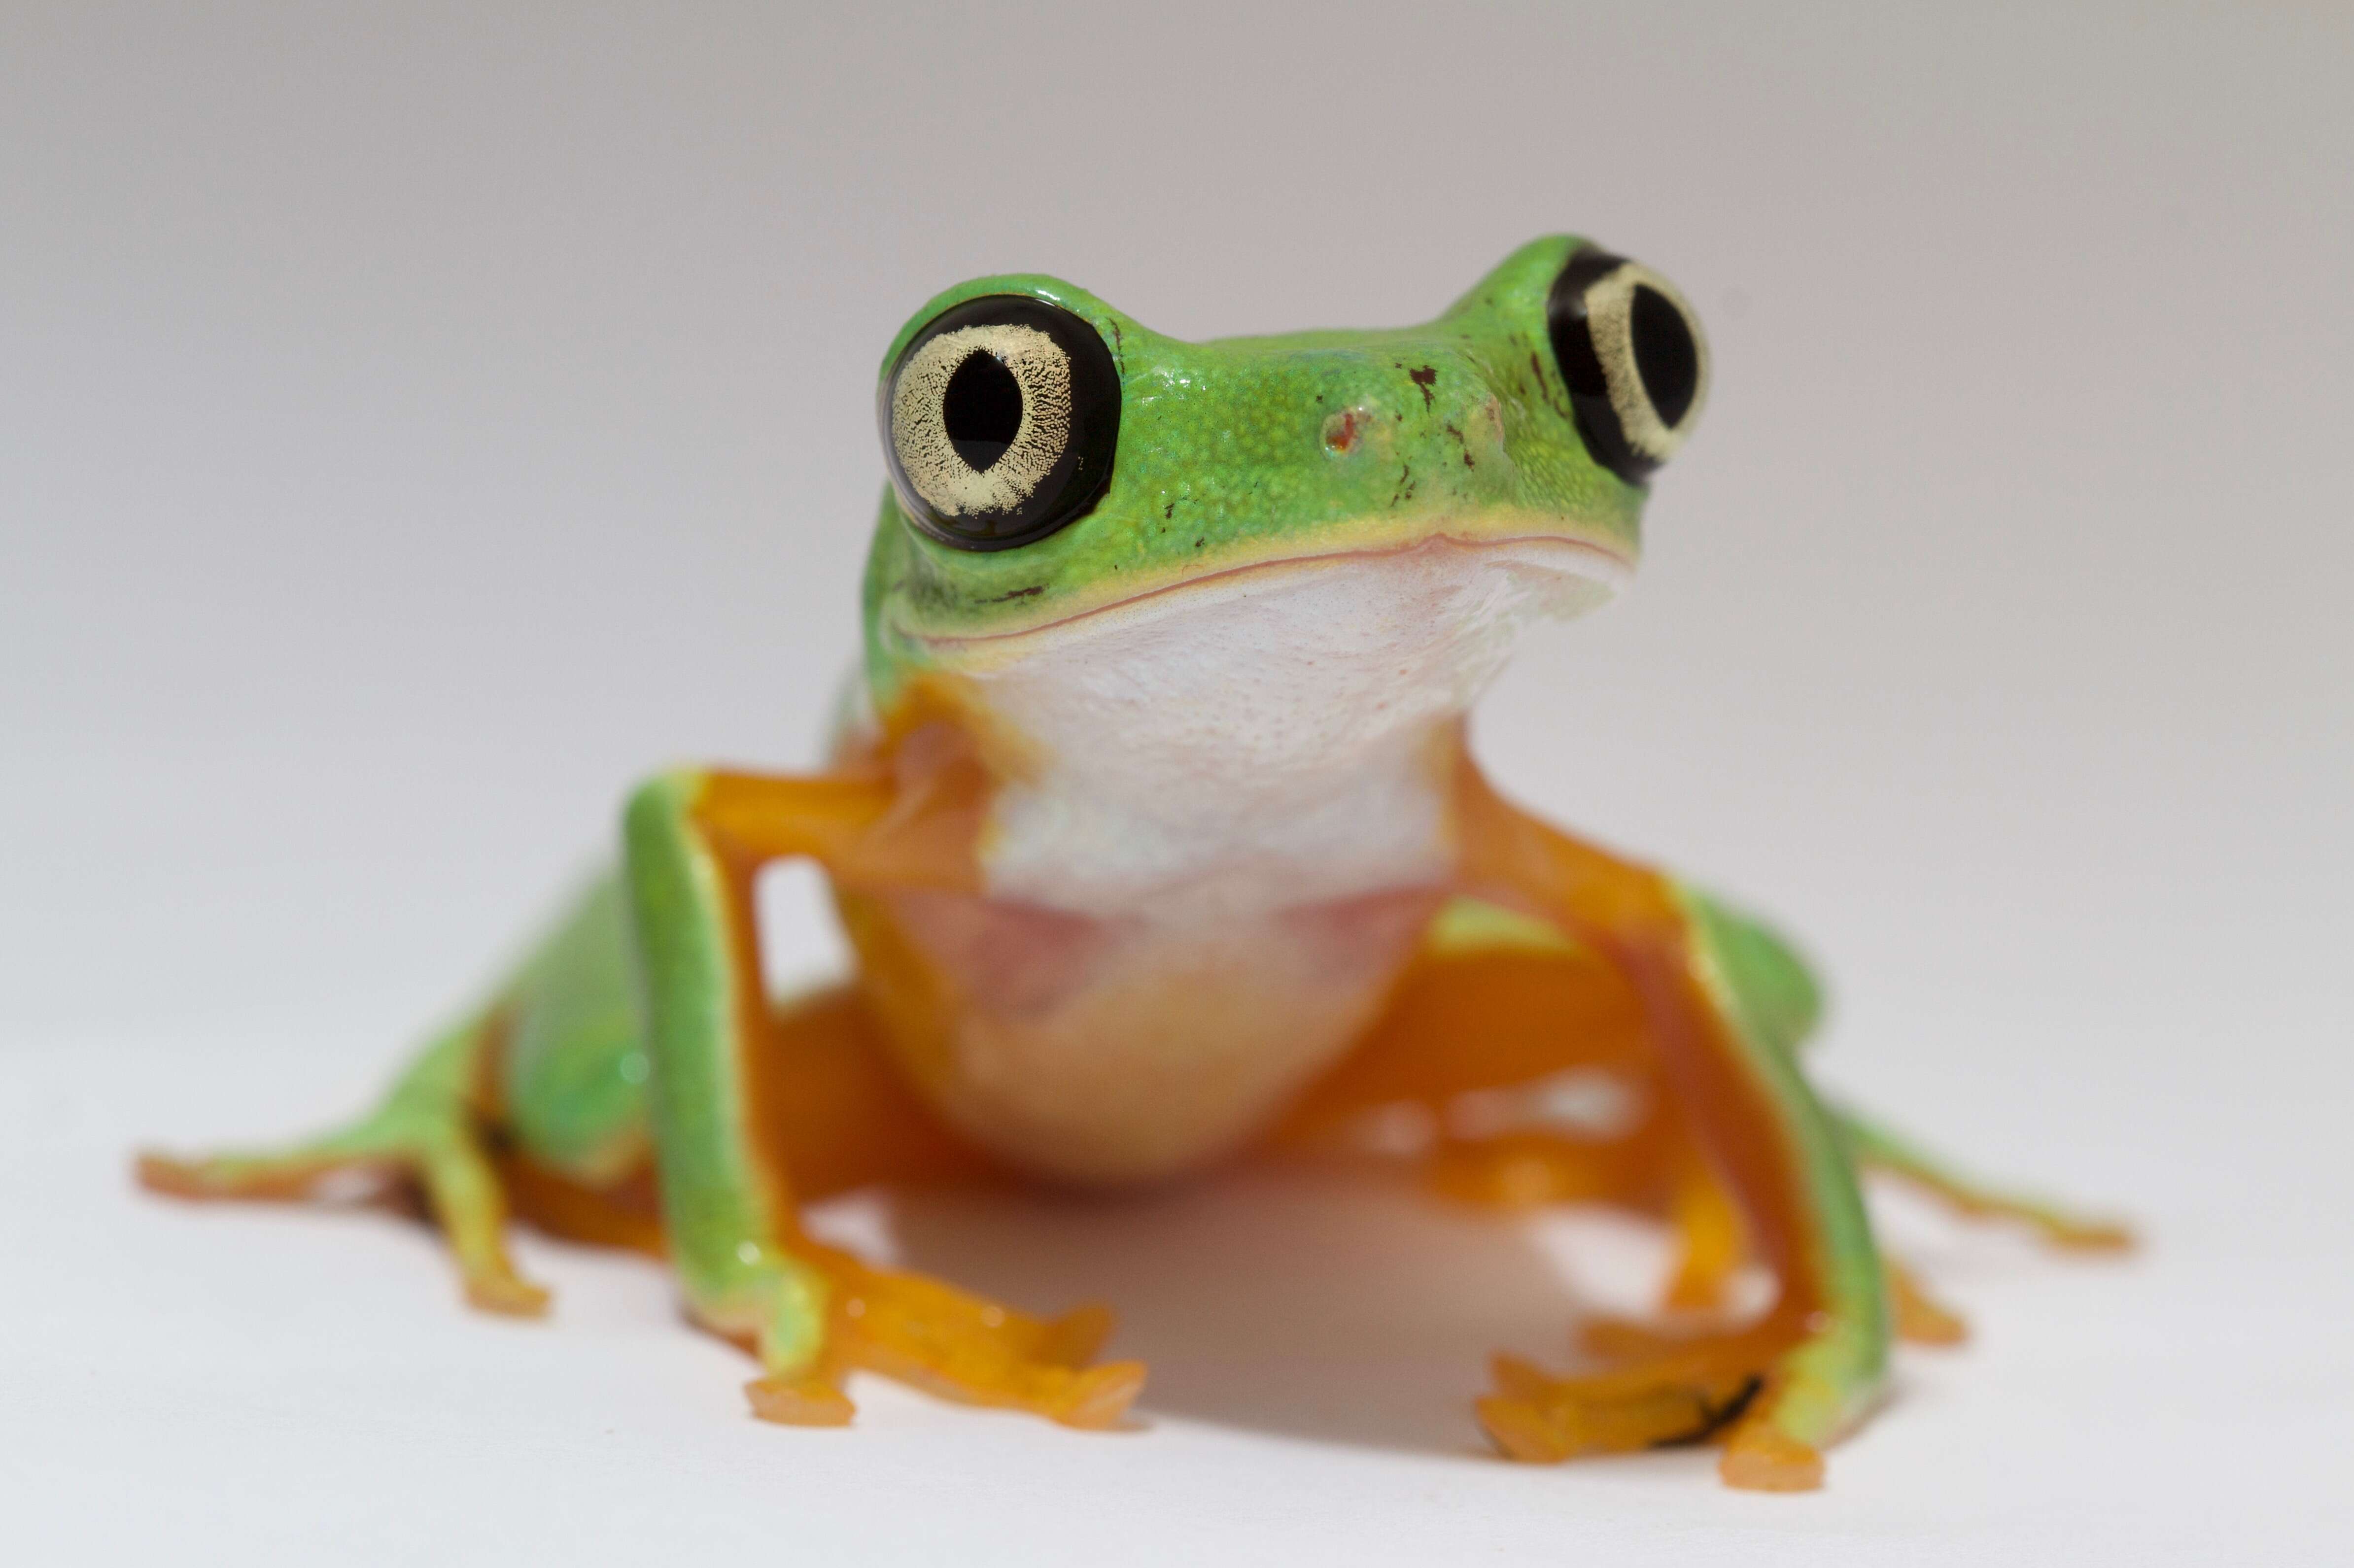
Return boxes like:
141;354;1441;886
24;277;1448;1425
142;236;2127;1492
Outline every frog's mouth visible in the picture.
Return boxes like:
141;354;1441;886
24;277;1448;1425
906;532;1633;671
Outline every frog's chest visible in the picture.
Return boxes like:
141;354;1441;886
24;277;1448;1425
846;730;1458;1186
847;549;1548;1185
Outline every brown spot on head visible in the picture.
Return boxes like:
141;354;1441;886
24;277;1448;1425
1444;420;1474;468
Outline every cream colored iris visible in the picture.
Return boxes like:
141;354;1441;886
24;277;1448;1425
890;324;1073;518
1581;263;1709;466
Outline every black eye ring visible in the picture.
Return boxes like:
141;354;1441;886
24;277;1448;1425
880;295;1121;551
1546;247;1709;485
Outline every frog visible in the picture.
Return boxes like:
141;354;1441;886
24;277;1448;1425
139;235;2129;1492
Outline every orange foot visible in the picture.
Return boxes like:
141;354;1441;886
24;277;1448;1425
1477;1320;1822;1489
739;1237;1145;1432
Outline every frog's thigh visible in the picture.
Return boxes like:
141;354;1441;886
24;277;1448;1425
1281;929;1744;1291
752;983;992;1201
1283;923;1658;1127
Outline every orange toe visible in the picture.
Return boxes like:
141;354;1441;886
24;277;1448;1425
1720;1427;1824;1492
745;1374;857;1427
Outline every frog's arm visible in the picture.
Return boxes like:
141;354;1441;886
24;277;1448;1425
144;769;873;1338
620;766;1144;1427
620;768;892;1411
1454;768;1887;1492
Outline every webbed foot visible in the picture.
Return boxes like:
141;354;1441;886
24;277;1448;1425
715;1240;1144;1433
1478;1311;1880;1491
1477;1323;1790;1466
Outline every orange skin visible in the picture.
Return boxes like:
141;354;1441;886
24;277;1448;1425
140;684;2129;1490
136;239;2132;1492
518;702;1874;1488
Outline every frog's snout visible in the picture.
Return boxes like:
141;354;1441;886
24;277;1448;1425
1309;350;1515;481
1320;405;1370;454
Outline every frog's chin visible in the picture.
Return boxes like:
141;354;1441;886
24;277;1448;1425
903;532;1632;673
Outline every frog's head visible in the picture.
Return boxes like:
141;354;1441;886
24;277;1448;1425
860;236;1707;721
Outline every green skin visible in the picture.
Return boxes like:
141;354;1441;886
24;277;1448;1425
863;237;1640;703
150;237;2112;1477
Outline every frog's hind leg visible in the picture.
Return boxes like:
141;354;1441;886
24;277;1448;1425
137;1011;548;1316
1283;938;1782;1457
1595;1102;2127;1354
1283;932;1744;1313
1834;1104;2134;1253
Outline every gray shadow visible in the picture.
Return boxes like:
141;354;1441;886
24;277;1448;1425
879;1160;1620;1458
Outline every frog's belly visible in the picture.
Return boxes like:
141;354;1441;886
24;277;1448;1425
855;883;1442;1185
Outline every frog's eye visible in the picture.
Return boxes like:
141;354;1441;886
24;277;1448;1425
1546;248;1709;485
881;295;1122;550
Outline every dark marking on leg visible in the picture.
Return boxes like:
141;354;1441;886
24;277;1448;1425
1653;1374;1766;1449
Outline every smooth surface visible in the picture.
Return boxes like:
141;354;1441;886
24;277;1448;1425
4;3;2350;1563
10;1025;2348;1565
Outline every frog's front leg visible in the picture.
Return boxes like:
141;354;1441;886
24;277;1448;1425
621;767;1142;1430
1454;772;1887;1492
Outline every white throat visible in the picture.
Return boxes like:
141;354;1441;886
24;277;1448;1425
953;537;1624;918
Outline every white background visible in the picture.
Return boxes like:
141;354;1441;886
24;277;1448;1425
4;3;2350;1563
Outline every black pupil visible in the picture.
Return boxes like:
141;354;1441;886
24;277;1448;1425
942;349;1024;472
1628;285;1699;429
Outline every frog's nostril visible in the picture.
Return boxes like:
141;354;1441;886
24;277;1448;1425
1322;408;1367;454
